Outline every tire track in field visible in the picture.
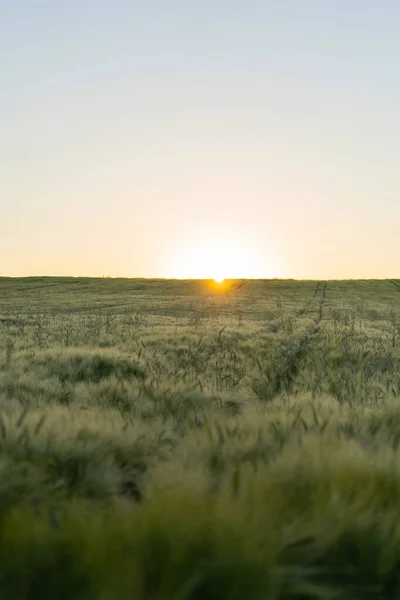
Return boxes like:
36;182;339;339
265;281;322;333
389;280;400;291
217;282;325;357
296;281;320;317
257;282;328;399
292;282;327;342
218;280;249;295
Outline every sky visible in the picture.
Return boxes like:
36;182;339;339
2;1;400;279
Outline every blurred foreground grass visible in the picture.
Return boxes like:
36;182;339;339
0;277;400;598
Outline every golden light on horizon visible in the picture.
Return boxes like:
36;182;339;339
165;231;271;280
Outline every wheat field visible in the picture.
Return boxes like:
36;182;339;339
0;277;400;599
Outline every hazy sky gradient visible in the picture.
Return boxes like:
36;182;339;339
2;1;400;278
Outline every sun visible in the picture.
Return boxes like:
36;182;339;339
166;231;269;280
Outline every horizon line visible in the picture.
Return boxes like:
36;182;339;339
0;275;398;282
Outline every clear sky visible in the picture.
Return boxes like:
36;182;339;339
2;1;400;279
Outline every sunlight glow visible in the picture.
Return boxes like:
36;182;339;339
166;231;270;280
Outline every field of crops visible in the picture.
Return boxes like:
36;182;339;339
1;277;400;599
